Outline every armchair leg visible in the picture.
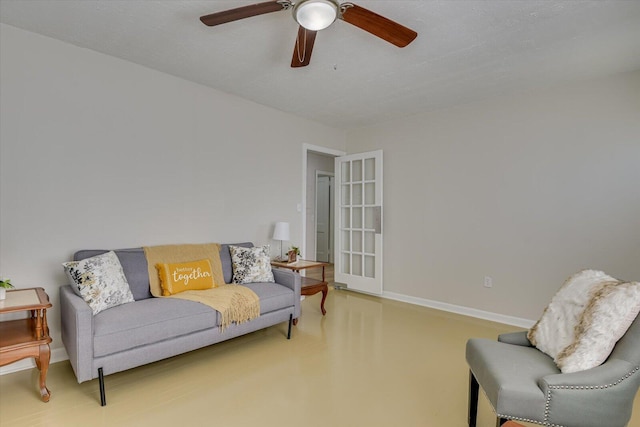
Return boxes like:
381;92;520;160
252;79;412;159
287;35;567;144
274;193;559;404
469;370;479;427
98;367;106;406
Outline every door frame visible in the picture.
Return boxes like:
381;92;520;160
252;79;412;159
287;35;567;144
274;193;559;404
302;144;346;261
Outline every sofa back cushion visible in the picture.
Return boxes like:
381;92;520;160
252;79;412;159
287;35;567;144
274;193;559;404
74;248;152;301
74;242;255;299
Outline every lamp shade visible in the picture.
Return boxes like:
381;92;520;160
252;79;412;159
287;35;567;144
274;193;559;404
273;222;290;241
293;0;339;31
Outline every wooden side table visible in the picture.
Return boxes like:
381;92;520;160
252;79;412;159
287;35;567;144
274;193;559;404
271;260;329;322
0;287;52;402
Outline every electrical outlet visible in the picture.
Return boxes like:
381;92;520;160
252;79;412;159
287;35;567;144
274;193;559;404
484;276;493;288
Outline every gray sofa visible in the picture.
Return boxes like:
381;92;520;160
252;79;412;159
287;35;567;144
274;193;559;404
60;243;301;405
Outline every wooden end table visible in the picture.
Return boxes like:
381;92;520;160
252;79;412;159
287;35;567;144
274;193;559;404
0;287;52;402
271;260;329;322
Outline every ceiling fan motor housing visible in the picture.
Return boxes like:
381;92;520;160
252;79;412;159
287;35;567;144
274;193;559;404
293;0;340;31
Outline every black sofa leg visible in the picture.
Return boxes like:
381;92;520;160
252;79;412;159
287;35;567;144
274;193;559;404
469;370;479;427
496;418;508;426
287;314;293;339
98;367;106;406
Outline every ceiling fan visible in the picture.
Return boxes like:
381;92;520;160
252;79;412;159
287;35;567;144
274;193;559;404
200;0;418;68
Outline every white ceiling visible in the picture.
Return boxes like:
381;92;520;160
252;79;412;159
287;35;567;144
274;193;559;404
2;1;640;130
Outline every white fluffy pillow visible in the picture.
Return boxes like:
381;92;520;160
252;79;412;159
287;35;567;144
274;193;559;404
556;281;640;373
527;270;618;360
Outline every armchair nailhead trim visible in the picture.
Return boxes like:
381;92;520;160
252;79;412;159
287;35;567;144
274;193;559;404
496;414;544;425
542;366;640;427
499;367;640;427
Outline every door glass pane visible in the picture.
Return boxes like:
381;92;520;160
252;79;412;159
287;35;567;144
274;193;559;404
364;231;375;254
341;184;351;205
341;253;350;274
352;254;362;276
352;230;362;253
364;183;375;205
352;207;362;229
365;255;375;278
341;230;351;251
364;207;375;229
341;161;351;183
341;208;350;228
352;183;363;205
352;160;362;182
365;158;375;181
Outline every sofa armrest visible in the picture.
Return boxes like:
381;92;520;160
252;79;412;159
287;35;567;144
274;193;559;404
498;331;532;347
538;359;640;427
272;269;301;319
59;285;95;383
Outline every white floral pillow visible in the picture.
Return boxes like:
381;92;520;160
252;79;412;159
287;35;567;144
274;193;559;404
63;251;134;315
229;245;275;284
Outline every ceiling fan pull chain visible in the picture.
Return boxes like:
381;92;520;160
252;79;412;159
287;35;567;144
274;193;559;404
297;28;307;63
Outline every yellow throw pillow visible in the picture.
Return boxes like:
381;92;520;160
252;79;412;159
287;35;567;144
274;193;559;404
156;259;216;296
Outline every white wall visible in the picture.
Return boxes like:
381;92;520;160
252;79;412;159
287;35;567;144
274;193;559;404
347;70;640;321
2;22;639;368
0;24;346;357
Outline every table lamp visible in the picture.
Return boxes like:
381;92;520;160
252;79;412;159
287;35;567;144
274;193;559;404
273;222;290;261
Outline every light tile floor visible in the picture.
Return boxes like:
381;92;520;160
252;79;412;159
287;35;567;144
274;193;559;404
0;288;638;427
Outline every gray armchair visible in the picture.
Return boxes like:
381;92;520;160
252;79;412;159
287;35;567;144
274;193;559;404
465;313;640;427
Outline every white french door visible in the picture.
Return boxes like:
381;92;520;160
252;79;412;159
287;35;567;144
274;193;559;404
334;150;383;295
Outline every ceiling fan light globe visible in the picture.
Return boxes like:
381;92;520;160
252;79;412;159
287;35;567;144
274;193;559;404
293;0;339;31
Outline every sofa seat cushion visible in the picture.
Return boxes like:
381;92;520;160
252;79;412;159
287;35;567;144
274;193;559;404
466;338;559;422
93;297;218;357
241;283;295;315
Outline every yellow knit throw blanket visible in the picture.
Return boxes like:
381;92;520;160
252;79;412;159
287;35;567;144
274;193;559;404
165;286;260;331
143;244;260;330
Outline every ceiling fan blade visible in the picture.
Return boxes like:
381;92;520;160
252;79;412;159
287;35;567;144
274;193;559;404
340;4;417;47
291;26;317;68
200;1;287;27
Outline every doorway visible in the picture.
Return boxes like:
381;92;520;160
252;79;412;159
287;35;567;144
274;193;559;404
305;151;336;261
302;144;345;263
302;145;384;294
315;172;334;262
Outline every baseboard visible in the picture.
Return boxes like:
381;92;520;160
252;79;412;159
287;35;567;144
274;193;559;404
0;347;69;375
382;291;535;329
0;292;533;376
